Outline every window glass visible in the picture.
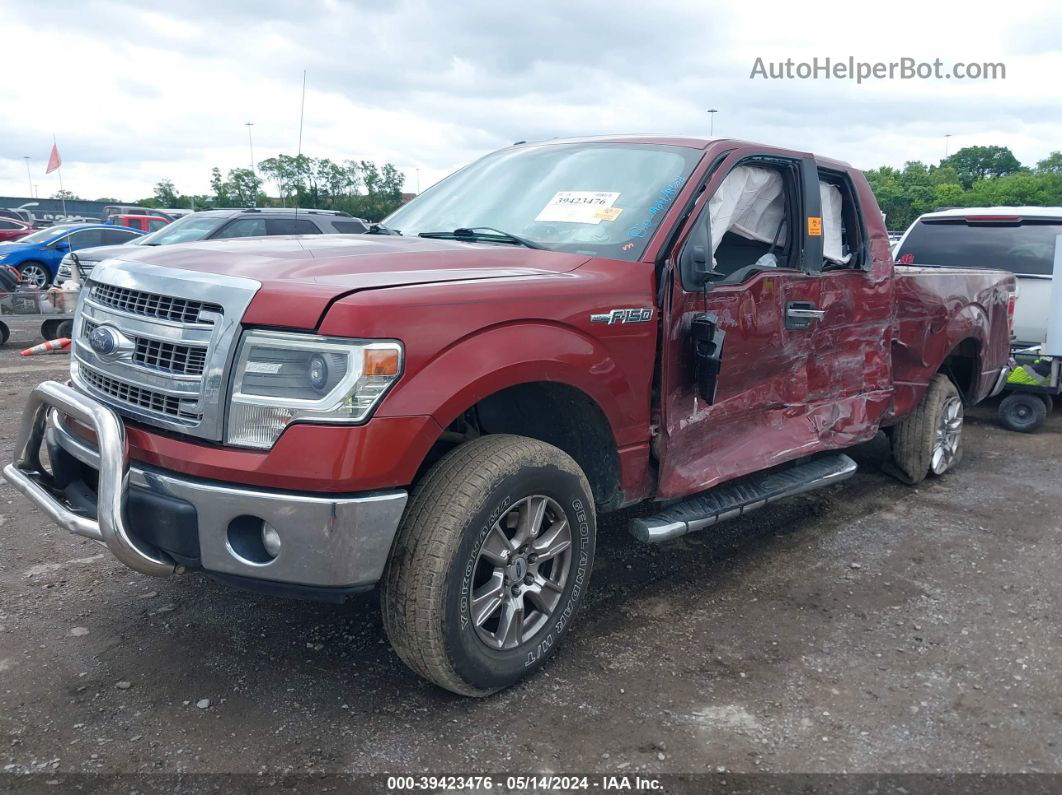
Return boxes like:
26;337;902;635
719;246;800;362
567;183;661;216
897;220;1062;276
212;217;268;239
102;229;139;245
67;229;105;250
331;220;368;234
147;220;168;232
0;220;15;229
265;218;322;235
136;214;219;245
385;142;701;260
19;225;77;244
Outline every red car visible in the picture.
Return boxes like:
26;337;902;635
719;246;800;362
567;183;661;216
5;136;1015;696
0;217;33;242
109;214;170;233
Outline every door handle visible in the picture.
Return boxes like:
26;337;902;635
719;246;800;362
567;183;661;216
786;307;825;320
785;302;825;330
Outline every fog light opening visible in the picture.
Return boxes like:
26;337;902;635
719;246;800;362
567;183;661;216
226;515;280;565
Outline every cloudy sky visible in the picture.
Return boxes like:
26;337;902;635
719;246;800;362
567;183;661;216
1;0;1060;202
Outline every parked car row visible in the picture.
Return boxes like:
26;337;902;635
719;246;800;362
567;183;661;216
0;207;370;289
54;207;368;285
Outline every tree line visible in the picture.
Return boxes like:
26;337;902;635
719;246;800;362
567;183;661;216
135;155;406;221
866;146;1062;230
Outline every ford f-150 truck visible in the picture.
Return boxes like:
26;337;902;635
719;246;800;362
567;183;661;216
4;137;1014;696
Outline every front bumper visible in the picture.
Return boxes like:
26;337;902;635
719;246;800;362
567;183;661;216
3;381;408;591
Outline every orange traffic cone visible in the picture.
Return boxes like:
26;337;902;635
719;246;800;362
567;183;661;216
20;338;71;357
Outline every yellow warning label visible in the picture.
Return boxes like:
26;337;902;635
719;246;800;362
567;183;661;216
594;207;623;221
807;216;822;236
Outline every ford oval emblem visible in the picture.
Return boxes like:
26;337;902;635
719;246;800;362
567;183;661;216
89;325;119;356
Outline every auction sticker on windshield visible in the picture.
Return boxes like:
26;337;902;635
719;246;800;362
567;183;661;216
536;191;620;224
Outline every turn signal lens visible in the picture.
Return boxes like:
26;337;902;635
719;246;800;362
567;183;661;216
364;347;401;377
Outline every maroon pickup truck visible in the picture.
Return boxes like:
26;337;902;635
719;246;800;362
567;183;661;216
4;136;1013;696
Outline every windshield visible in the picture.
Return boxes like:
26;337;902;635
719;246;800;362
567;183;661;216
385;143;701;260
134;213;221;245
17;225;77;244
898;219;1062;276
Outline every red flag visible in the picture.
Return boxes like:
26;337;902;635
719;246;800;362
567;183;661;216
46;143;61;174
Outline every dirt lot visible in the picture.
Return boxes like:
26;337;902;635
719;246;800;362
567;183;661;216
1;314;1061;782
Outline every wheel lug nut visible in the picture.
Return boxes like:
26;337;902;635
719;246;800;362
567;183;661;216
527;553;538;564
510;584;520;596
524;574;534;585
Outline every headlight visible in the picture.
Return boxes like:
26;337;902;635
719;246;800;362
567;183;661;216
225;330;403;449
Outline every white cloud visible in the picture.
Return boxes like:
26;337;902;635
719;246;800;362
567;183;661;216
0;0;1060;201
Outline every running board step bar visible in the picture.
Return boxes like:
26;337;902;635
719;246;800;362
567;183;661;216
630;454;857;543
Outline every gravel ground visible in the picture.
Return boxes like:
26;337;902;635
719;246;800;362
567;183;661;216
1;314;1061;783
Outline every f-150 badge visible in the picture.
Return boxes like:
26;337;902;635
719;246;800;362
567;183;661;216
590;308;654;325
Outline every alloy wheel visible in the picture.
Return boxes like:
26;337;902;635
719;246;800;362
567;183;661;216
469;495;573;651
931;395;963;474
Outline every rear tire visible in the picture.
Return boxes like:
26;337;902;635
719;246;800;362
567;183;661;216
382;434;596;696
0;321;9;345
998;392;1047;433
56;319;74;339
890;374;964;484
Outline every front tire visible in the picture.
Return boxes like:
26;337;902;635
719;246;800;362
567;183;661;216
890;374;964;483
382;434;596;696
18;261;50;289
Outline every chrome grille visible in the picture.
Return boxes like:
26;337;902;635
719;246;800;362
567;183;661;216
73;261;261;442
83;320;208;376
90;282;222;325
80;366;200;420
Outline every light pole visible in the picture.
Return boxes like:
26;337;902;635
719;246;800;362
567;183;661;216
416;168;421;194
707;108;718;137
944;134;952;158
23;156;32;197
245;122;256;175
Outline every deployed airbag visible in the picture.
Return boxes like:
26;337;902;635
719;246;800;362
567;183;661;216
820;182;851;264
708;166;787;254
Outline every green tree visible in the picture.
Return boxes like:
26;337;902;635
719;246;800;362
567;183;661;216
153;179;180;207
210;167;230;206
51;189;80;200
226;168;263;207
1035;152;1062;175
942;145;1023;189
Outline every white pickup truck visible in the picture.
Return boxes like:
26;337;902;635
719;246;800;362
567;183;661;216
895;207;1062;348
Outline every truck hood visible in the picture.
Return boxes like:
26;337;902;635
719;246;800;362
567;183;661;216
98;235;591;329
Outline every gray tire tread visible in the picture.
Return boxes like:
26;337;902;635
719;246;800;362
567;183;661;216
891;374;959;484
381;434;590;696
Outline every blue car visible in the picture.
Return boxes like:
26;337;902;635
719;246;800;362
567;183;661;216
0;223;143;288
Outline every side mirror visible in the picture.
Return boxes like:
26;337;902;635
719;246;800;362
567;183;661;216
52;240;70;251
679;217;713;291
691;313;725;404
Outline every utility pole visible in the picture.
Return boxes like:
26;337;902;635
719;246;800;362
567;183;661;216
23;156;32;197
245;122;256;174
245;122;256;207
707;108;718;137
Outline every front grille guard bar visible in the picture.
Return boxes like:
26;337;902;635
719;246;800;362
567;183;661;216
2;381;176;577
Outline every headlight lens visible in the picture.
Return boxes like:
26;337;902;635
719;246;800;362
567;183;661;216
225;330;403;449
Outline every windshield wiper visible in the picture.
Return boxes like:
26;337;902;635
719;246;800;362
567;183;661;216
418;227;544;249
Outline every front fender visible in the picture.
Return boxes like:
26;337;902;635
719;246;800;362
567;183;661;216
377;321;647;446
